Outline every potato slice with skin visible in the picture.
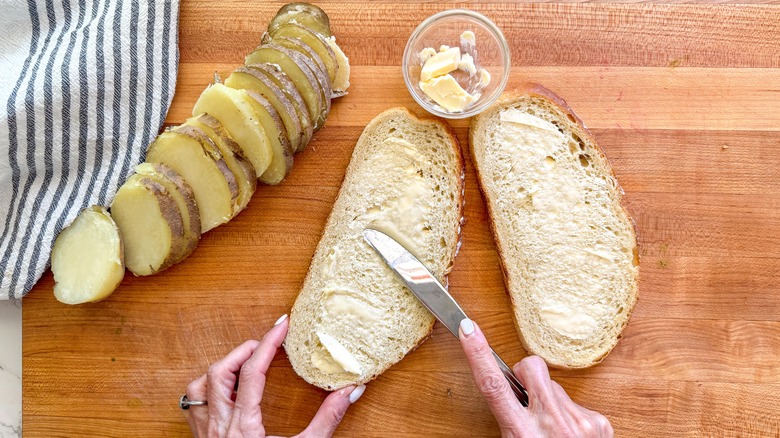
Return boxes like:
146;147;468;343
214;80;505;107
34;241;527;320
134;162;201;261
52;206;124;304
192;83;274;176
247;63;313;151
269;2;331;38
268;24;338;83
246;44;327;131
112;175;186;276
243;90;293;185
225;68;304;153
171;124;244;215
146;129;238;232
185;114;257;210
327;36;350;98
270;37;332;117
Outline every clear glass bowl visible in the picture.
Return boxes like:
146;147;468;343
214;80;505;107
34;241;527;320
403;9;510;119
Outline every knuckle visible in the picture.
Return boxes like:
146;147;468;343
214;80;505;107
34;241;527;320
478;370;510;401
240;360;258;378
580;419;597;435
521;355;546;371
206;362;223;381
186;381;200;397
326;407;346;427
470;340;490;357
244;339;261;348
595;414;613;436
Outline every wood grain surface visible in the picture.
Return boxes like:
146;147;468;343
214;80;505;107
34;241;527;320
22;2;780;436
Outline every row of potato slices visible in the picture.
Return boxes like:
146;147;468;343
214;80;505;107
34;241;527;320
51;3;350;304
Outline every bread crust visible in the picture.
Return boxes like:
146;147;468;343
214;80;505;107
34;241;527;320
286;107;464;389
470;84;640;369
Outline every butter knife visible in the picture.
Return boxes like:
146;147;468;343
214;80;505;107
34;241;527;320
362;228;529;407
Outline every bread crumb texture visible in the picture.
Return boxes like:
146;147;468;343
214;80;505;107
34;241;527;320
471;89;639;369
287;108;463;389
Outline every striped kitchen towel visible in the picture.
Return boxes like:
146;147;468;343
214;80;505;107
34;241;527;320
0;0;180;299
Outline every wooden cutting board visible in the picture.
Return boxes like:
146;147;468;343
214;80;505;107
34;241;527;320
22;2;780;436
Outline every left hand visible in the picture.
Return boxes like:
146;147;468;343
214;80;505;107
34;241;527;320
182;314;366;437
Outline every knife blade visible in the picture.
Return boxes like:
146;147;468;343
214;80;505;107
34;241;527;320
362;228;529;407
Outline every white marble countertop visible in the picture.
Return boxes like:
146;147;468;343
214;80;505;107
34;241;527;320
0;300;21;437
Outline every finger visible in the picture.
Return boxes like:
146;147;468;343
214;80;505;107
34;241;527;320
513;356;559;409
513;356;582;433
234;314;289;412
184;374;209;437
458;318;526;428
299;385;366;438
552;381;575;405
207;339;261;427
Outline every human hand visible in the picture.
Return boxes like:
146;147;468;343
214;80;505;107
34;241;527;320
183;314;366;437
458;318;613;438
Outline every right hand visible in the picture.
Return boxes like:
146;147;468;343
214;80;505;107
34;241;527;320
458;318;613;438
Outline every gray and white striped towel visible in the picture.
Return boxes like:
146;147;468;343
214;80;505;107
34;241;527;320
0;0;180;299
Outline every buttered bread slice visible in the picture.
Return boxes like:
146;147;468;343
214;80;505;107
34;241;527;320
470;85;639;369
286;108;464;390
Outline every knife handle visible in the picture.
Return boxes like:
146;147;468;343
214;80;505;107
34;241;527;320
491;349;530;407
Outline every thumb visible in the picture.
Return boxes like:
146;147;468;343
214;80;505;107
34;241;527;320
298;384;366;437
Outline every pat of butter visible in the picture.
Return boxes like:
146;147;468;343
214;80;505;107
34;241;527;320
500;109;559;133
419;47;437;65
420;47;460;81
324;291;378;325
460;30;476;44
311;348;345;374
539;304;599;339
370;218;425;260
581;248;616;263
419;74;476;112
458;53;477;76
478;69;491;88
316;331;362;375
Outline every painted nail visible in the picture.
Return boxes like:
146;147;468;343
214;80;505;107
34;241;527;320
274;314;288;326
349;385;366;404
460;318;475;336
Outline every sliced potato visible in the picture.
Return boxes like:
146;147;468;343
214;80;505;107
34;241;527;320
270;37;333;118
246;63;313;151
134;162;201;261
268;2;331;38
185;114;257;210
268;24;338;84
146;129;238;232
171;124;246;217
327;35;350;97
243;90;293;185
192;83;273;176
52;206;125;304
246;44;327;130
112;175;187;276
225;68;304;152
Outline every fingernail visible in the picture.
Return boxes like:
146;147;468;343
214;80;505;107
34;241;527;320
274;314;288;326
460;318;475;337
349;385;366;404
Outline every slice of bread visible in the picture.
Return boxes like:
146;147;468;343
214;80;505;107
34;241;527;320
470;84;640;369
286;107;464;390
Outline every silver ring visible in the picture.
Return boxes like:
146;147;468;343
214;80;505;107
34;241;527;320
180;394;208;410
